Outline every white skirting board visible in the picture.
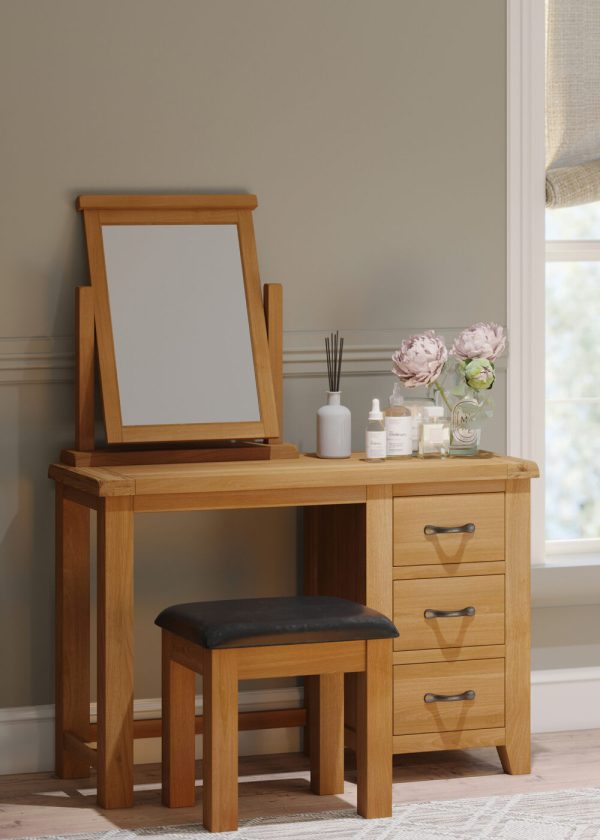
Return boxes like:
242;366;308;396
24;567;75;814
1;669;599;776
530;667;600;733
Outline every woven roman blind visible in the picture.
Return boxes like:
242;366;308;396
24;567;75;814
546;0;600;208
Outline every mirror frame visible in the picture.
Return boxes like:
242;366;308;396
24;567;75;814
77;194;279;445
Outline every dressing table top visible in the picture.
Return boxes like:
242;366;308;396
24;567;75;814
49;452;539;500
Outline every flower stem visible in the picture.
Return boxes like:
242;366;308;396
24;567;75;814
433;381;453;414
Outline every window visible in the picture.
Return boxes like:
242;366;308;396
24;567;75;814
545;203;600;553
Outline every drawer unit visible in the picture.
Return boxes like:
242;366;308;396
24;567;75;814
393;574;505;651
304;459;537;775
393;658;505;735
393;492;505;566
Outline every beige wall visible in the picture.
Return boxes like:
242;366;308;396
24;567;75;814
0;0;509;710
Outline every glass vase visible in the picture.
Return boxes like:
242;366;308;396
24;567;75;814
430;368;490;457
447;396;483;456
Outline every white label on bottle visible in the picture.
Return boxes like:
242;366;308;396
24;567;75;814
385;416;412;456
366;430;387;460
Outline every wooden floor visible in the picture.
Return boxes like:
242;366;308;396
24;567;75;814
1;730;599;838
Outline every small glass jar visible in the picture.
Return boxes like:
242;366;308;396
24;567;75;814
418;406;450;458
406;398;435;454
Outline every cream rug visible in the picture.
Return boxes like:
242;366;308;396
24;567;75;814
19;788;600;840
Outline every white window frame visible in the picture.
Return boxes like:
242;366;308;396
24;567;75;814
507;0;546;564
545;240;600;558
508;0;600;604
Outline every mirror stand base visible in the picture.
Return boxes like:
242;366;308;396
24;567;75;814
59;441;299;468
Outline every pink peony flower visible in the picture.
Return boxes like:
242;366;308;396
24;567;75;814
451;322;506;362
391;331;448;388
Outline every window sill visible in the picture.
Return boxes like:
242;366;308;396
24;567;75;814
532;557;600;607
534;553;600;570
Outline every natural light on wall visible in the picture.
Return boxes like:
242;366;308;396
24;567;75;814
546;203;600;548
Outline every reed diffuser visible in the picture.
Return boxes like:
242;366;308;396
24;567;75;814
316;331;351;458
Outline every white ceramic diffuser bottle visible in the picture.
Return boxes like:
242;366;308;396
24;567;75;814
316;331;351;458
317;391;351;458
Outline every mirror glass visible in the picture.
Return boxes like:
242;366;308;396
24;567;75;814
101;224;260;426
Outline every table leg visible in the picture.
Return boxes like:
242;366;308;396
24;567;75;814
498;479;531;774
361;486;394;807
365;486;393;620
55;485;91;778
97;496;134;809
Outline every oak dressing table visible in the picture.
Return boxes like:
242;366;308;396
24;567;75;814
50;194;538;809
50;453;538;808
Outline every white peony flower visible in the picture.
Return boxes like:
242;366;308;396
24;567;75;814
451;322;506;362
391;331;448;388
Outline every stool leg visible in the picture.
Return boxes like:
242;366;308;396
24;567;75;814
203;649;238;832
303;675;316;757
309;672;344;795
356;638;392;819
162;631;196;808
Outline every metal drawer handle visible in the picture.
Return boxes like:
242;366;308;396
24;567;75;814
424;606;476;619
424;523;476;536
424;690;476;704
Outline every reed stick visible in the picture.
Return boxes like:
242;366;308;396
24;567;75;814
325;331;344;392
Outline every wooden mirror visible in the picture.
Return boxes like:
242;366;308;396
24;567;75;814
77;195;279;445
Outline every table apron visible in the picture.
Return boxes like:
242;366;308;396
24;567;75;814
132;485;367;512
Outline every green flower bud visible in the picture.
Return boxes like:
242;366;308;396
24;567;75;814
464;358;495;391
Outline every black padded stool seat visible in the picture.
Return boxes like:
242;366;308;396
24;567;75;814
155;595;398;649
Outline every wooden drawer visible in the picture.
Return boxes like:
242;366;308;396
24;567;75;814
393;574;505;651
393;493;504;566
393;659;505;735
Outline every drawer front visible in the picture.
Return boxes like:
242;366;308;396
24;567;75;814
393;659;505;735
393;575;505;651
393;493;505;566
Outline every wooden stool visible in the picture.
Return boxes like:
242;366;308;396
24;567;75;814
155;595;398;832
